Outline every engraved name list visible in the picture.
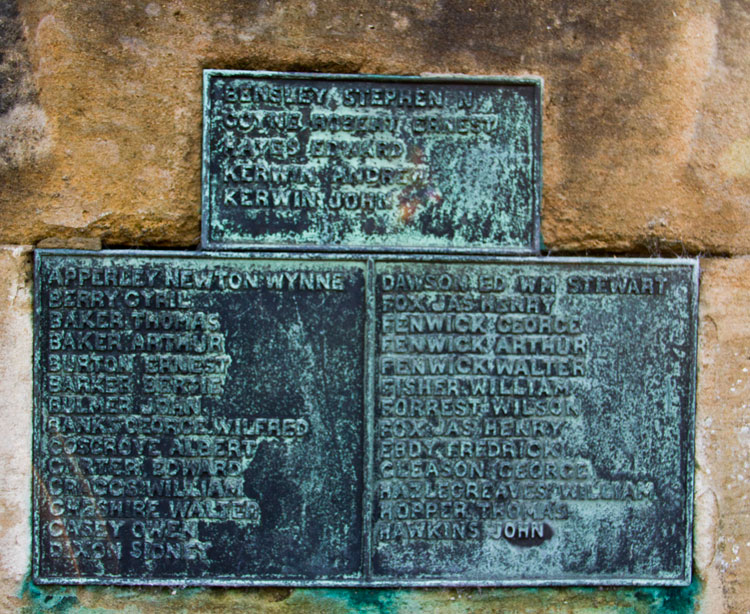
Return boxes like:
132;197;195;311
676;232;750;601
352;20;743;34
33;253;696;586
202;73;541;252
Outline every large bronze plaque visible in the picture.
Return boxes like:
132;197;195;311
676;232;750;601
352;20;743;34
33;251;697;586
202;71;541;253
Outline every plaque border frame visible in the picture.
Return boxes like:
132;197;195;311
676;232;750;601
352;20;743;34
32;250;697;588
200;70;543;254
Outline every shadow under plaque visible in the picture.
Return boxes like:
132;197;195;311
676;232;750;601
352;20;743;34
201;71;541;254
33;251;696;586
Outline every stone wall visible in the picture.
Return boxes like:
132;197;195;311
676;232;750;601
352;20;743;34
1;1;749;612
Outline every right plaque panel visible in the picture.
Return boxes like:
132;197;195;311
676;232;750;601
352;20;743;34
371;259;697;585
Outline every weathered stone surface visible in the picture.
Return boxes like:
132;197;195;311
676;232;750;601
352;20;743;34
0;2;49;173
0;1;747;252
0;246;32;613
35;237;101;250
695;257;750;614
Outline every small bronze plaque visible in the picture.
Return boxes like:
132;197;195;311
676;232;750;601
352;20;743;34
202;71;541;253
33;251;696;586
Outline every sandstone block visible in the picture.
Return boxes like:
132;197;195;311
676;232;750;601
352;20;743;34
0;1;745;252
0;246;32;613
0;251;745;612
695;257;750;614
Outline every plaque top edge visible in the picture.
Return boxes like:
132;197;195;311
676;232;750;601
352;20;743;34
203;69;544;88
33;248;699;266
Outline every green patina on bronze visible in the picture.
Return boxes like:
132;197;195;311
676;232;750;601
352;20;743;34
33;251;368;586
201;71;541;253
32;251;696;586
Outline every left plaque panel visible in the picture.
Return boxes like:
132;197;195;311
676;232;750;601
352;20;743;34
33;250;366;585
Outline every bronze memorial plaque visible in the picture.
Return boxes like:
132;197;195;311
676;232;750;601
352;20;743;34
33;251;696;586
202;71;541;253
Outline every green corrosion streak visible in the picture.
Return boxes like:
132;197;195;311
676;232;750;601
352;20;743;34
21;576;702;614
